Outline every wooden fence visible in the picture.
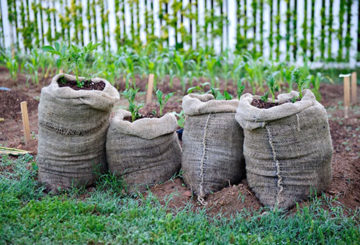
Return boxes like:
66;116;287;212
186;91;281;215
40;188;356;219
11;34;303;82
0;0;359;65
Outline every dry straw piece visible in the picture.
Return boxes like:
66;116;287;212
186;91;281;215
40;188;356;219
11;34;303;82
37;74;120;191
106;109;182;193
181;94;245;204
236;90;333;210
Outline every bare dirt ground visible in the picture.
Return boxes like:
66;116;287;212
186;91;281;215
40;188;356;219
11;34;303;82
1;69;359;215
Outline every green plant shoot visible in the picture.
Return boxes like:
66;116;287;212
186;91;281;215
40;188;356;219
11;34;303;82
122;87;143;122
156;89;174;116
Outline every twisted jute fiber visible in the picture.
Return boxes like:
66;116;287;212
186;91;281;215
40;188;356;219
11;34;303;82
37;74;120;191
235;90;333;209
181;94;245;204
106;109;182;194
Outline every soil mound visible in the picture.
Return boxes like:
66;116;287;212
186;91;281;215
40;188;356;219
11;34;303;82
0;90;38;120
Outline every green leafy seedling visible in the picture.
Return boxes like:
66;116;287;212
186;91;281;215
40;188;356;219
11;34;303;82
260;91;269;103
237;80;245;99
174;110;185;128
267;74;279;102
122;87;143;122
42;42;99;88
156;90;174;116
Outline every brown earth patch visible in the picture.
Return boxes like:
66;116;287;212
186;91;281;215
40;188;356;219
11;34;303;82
1;68;359;215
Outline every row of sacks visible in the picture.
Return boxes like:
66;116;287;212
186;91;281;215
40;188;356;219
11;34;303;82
37;74;333;209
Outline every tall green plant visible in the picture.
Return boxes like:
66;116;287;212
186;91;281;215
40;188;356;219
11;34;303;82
235;0;241;51
40;0;45;46
320;0;326;60
259;0;264;54
52;1;59;41
71;0;78;44
310;0;315;61
100;0;106;50
78;0;85;46
92;0;98;43
300;0;308;57
20;0;27;50
136;0;141;45
275;0;281;60
32;1;40;48
292;0;297;59
0;51;19;79
150;0;155;41
122;0;126;43
337;0;345;61
87;0;92;42
285;0;291;61
251;0;257;54
243;0;248;50
327;0;334;61
46;6;52;45
269;0;274;59
345;0;352;61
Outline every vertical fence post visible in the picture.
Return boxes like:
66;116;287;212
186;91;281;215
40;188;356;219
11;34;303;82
351;72;357;105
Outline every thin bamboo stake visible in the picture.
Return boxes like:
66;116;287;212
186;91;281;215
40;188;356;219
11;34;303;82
146;74;155;104
351;72;357;105
340;74;351;119
20;101;31;145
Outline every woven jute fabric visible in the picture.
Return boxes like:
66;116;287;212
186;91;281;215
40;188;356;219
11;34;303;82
37;74;119;190
181;94;245;203
106;109;182;193
235;90;333;209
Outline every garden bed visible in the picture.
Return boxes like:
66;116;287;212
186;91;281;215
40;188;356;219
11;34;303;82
0;70;359;215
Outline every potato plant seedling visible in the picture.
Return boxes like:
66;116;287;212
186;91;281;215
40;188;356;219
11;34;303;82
122;87;143;122
42;42;99;87
156;89;174;116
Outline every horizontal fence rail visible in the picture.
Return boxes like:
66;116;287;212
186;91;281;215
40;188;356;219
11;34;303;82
0;0;359;66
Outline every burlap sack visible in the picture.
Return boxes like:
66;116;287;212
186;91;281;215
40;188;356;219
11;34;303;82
106;109;182;193
236;89;332;209
181;94;245;203
37;74;119;190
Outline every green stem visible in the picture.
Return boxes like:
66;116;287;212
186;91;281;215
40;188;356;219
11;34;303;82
345;0;352;62
136;0;141;45
337;0;345;61
252;0;257;55
320;0;326;60
275;0;280;60
87;0;92;43
236;0;241;51
285;0;291;61
260;0;264;55
327;0;333;61
269;0;273;59
310;0;315;61
301;0;307;58
292;0;297;59
92;0;97;43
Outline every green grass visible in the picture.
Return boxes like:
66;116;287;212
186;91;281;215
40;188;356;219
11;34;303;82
1;155;359;244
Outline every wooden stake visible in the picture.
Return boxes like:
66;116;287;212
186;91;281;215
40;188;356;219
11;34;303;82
20;101;31;145
343;76;350;119
146;74;154;104
351;72;357;104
